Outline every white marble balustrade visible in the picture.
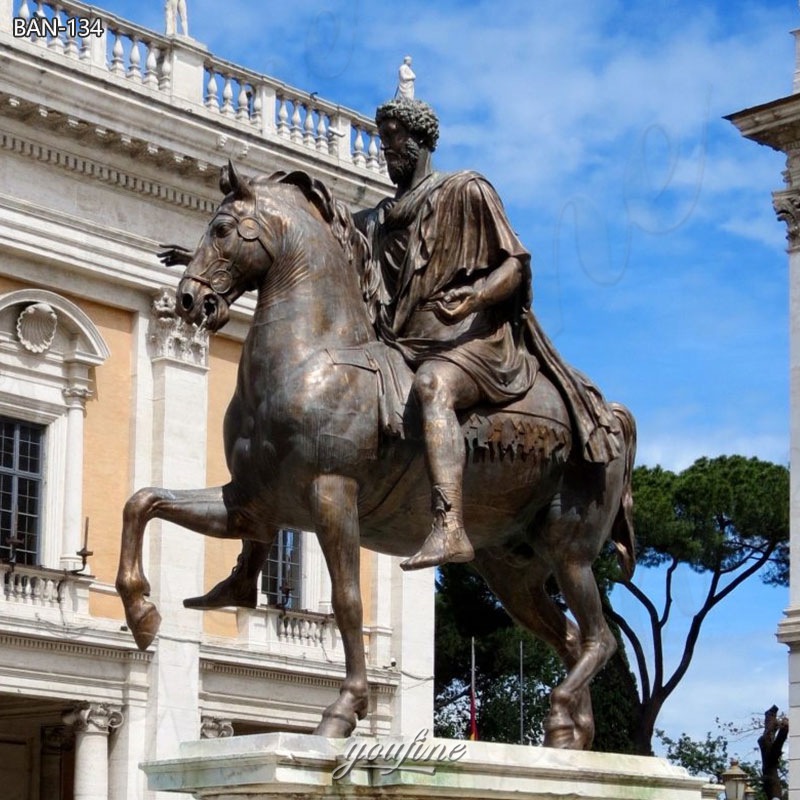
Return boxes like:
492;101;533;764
0;563;90;618
5;0;386;173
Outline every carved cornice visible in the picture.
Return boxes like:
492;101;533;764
0;130;217;215
0;631;152;662
148;287;209;367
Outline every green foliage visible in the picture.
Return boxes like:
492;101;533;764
632;456;789;582
602;456;789;754
434;563;564;743
656;728;729;782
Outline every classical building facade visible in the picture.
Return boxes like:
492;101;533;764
0;2;434;798
728;24;800;800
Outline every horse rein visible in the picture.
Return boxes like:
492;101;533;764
187;210;275;298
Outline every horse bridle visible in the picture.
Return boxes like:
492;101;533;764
187;210;275;298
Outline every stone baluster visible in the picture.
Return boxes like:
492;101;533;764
127;36;142;80
252;88;262;127
159;47;172;91
367;133;380;170
290;102;302;143
63;703;124;800
47;4;64;52
64;15;79;58
236;83;249;121
221;76;234;116
352;126;366;167
16;0;31;40
110;31;125;75
144;43;159;88
276;96;289;137
34;1;47;46
303;106;315;148
204;70;219;110
316;113;328;153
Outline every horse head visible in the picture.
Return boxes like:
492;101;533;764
176;162;353;332
176;161;277;331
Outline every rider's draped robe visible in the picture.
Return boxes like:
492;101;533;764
355;170;621;463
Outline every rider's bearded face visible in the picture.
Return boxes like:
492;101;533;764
379;119;421;186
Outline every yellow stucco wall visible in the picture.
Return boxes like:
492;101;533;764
203;334;242;638
75;294;133;621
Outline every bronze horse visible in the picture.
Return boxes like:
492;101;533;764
116;164;636;749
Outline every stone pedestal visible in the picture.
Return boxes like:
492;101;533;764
143;732;708;800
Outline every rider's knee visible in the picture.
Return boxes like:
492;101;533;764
413;365;451;406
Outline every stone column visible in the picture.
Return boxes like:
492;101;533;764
775;182;800;799
146;289;209;781
63;703;124;800
60;385;91;571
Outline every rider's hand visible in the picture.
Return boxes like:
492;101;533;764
157;244;193;267
433;286;483;323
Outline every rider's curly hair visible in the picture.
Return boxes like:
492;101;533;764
375;98;440;152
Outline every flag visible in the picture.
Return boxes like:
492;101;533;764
469;636;478;741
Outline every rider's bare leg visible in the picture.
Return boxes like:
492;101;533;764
401;360;480;571
183;538;271;609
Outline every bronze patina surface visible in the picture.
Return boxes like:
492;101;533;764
116;100;636;750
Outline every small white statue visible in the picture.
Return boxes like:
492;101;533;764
396;56;415;100
165;0;189;36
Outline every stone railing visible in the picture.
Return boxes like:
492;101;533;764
236;606;344;662
3;0;386;174
0;562;91;619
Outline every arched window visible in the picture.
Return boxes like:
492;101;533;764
0;289;110;569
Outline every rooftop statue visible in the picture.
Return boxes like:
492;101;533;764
165;0;188;36
117;98;636;750
396;56;416;100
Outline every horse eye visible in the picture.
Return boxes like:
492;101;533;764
214;223;233;237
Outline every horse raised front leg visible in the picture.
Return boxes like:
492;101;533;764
115;486;229;650
309;474;368;738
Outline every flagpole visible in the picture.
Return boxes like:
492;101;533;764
519;639;524;744
469;636;478;741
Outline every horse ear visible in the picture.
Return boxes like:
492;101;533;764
225;160;255;201
219;163;232;195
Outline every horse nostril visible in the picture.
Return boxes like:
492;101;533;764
180;292;194;312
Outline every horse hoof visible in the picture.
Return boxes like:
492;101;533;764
313;712;357;739
131;604;162;650
543;720;578;749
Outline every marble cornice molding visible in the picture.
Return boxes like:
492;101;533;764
777;606;800;646
200;658;398;695
0;630;153;662
0;126;218;214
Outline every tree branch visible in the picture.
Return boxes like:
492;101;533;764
602;592;650;703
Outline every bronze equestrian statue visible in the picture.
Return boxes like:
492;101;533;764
116;98;636;750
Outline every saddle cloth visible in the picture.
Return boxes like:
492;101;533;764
325;342;568;459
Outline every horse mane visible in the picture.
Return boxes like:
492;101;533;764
265;170;379;324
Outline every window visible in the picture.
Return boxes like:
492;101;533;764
0;418;44;567
261;529;302;609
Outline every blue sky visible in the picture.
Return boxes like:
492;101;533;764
93;0;793;755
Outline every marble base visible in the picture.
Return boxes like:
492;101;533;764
142;732;711;799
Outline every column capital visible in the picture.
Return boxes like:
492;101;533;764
148;287;209;367
773;189;800;249
63;702;124;734
63;386;93;409
200;716;234;739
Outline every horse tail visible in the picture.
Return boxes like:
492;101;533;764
609;402;636;580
